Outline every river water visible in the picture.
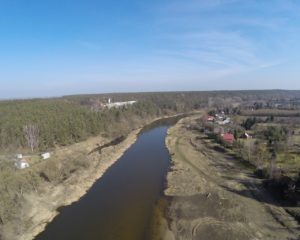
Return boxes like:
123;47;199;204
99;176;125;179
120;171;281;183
35;117;180;240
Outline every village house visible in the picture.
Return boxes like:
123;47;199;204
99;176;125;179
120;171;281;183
41;152;51;160
215;112;225;121
241;132;252;139
218;117;231;125
221;133;235;144
207;116;215;122
215;114;223;121
213;126;224;135
15;159;29;169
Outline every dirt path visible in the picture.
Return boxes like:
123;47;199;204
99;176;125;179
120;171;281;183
164;115;300;240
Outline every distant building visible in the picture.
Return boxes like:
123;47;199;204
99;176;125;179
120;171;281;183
215;113;225;121
221;133;235;144
105;100;137;109
41;152;51;160
16;154;23;159
218;118;231;125
15;159;29;169
241;132;252;139
207;116;215;122
213;127;224;135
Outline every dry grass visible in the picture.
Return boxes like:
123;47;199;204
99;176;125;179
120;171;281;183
276;153;300;177
242;109;300;116
165;114;300;240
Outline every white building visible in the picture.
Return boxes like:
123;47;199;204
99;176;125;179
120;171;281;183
15;159;29;169
218;118;231;125
41;152;51;160
16;153;23;159
106;100;137;109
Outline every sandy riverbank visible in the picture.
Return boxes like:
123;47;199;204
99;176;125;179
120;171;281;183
13;128;140;240
164;114;300;240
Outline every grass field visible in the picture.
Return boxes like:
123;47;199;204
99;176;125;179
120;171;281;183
276;153;300;178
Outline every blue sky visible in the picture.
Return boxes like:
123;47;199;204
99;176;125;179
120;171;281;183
0;0;299;98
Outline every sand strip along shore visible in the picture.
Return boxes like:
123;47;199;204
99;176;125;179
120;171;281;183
164;114;300;240
14;128;140;240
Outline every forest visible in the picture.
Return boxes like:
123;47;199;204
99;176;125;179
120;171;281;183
0;99;159;152
1;90;299;153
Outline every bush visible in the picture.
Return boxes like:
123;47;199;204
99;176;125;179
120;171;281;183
254;167;268;179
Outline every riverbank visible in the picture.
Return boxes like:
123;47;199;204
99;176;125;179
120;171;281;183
164;114;300;239
2;113;186;240
13;129;140;240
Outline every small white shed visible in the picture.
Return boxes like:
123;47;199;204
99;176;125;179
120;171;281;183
15;159;29;169
41;152;51;160
16;154;23;159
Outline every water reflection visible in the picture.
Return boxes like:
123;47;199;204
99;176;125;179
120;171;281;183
35;116;182;240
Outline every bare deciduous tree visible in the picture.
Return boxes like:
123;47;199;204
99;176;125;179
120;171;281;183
23;124;39;152
269;152;277;179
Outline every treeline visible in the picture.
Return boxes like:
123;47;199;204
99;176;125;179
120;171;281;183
0;99;161;152
0;92;209;152
1;90;299;152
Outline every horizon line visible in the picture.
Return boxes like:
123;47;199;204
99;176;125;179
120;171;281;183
0;89;299;102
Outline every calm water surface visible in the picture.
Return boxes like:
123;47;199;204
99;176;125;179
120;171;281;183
35;117;179;240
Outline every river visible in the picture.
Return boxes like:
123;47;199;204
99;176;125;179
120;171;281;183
35;117;180;240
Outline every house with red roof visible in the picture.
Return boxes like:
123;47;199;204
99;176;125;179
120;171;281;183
207;116;215;122
221;133;235;144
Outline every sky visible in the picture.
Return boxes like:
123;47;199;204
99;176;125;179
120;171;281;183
0;0;300;98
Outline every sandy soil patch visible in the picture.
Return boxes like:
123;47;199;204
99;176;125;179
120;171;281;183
164;115;300;240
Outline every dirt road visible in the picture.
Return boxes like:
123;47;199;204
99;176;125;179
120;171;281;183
164;115;300;240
